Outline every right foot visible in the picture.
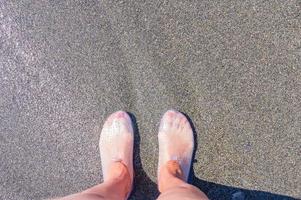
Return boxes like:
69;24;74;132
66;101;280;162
158;110;194;182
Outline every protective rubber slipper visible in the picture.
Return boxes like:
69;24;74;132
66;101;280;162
158;109;194;181
99;111;134;199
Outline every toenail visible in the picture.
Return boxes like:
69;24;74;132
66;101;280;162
115;111;125;118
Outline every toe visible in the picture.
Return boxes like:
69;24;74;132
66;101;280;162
109;111;128;121
102;111;133;135
110;111;131;124
164;109;178;122
159;109;178;131
180;116;188;127
173;113;183;129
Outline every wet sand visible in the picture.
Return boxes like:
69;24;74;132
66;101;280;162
0;1;300;199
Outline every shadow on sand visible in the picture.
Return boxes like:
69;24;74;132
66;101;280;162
128;113;159;200
127;112;296;200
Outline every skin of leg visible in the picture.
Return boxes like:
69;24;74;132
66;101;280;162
52;111;133;200
53;159;131;200
157;160;208;200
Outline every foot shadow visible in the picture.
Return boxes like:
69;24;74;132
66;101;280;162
127;112;159;200
182;112;297;200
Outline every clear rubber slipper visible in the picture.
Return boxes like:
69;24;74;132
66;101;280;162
158;109;194;182
99;111;134;199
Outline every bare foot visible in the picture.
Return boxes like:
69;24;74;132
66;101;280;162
158;110;194;181
99;111;134;185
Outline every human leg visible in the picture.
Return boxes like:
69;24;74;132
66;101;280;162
157;110;208;200
54;111;134;200
157;160;208;200
55;161;131;200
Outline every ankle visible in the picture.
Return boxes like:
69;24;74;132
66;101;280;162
106;162;130;182
158;160;185;192
104;162;132;198
165;160;184;179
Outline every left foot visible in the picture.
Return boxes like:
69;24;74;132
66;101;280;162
99;111;134;196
